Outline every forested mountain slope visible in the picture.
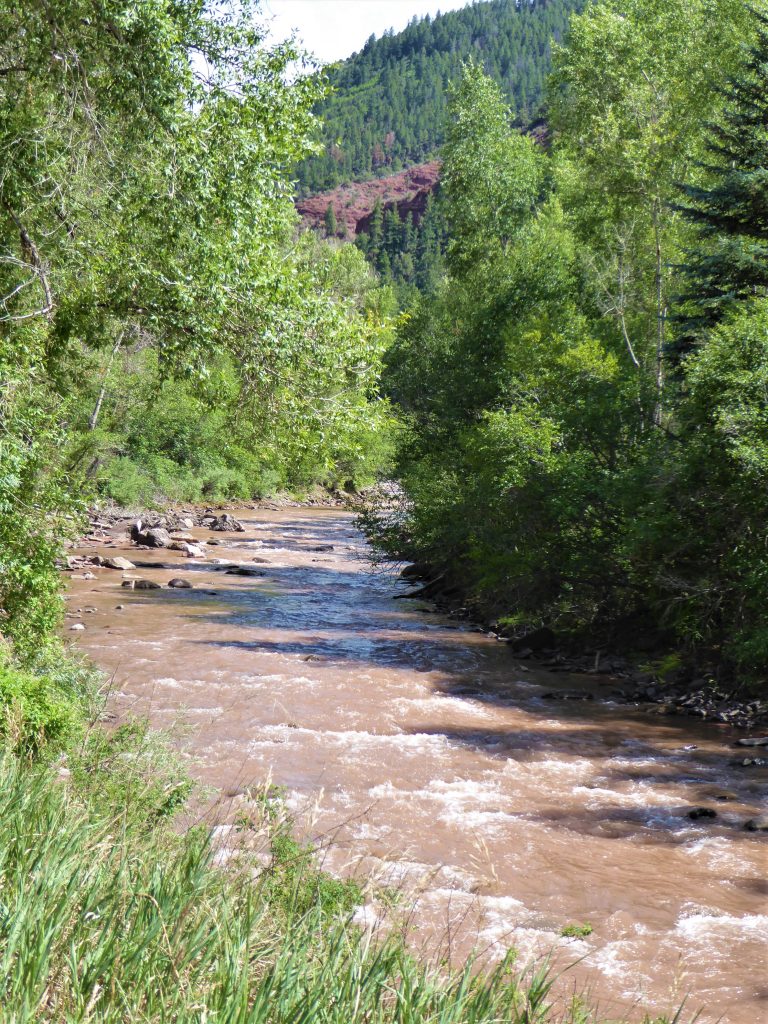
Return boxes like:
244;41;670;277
295;0;582;195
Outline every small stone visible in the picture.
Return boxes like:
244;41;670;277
688;807;717;820
744;814;768;832
134;580;162;590
736;736;768;747
168;578;192;589
115;604;124;610
69;623;86;631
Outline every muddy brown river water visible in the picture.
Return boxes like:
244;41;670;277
67;508;766;1023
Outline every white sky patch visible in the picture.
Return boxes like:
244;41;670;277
262;0;475;64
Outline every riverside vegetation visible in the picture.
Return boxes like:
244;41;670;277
1;0;766;1019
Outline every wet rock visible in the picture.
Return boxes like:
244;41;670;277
207;539;223;546
736;736;768;747
170;541;205;557
208;513;245;533
69;623;86;631
225;567;263;577
400;562;430;580
122;579;161;590
115;604;124;610
168;578;192;589
308;544;334;552
144;527;172;548
130;521;172;548
688;807;717;820
251;557;270;563
735;757;768;767
744;814;768;832
104;556;136;570
88;555;105;566
180;518;195;530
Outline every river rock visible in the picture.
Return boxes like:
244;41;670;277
181;544;205;558
209;513;245;533
168;578;192;589
69;623;86;631
736;736;768;747
144;527;172;548
744;814;768;832
130;521;172;548
104;556;136;570
180;518;194;530
688;807;717;820
122;579;161;590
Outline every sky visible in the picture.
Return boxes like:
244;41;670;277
261;1;475;64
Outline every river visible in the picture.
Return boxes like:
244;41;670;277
66;507;767;1023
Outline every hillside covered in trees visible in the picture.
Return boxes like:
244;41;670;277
295;0;583;195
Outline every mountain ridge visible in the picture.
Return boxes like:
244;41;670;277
295;0;582;196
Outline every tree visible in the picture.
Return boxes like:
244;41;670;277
442;62;545;272
675;8;768;352
324;203;338;237
551;0;754;424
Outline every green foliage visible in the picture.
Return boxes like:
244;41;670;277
675;9;768;352
560;922;593;938
295;0;584;194
0;0;396;660
0;656;85;756
377;1;768;684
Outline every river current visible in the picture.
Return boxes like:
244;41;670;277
67;508;767;1023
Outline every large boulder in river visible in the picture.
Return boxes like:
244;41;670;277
131;521;172;548
744;814;768;832
104;556;136;570
206;513;245;533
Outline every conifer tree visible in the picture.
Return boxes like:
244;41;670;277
676;9;768;349
324;202;338;237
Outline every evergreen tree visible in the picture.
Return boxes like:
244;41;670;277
324;202;338;237
676;9;768;349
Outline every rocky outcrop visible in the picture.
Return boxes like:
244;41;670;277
295;161;441;241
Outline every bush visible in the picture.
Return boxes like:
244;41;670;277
0;656;87;756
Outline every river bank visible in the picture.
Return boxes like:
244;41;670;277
63;504;768;1024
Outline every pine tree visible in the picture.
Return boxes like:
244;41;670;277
324;202;338;237
676;10;768;350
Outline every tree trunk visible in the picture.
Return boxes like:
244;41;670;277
88;333;123;431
